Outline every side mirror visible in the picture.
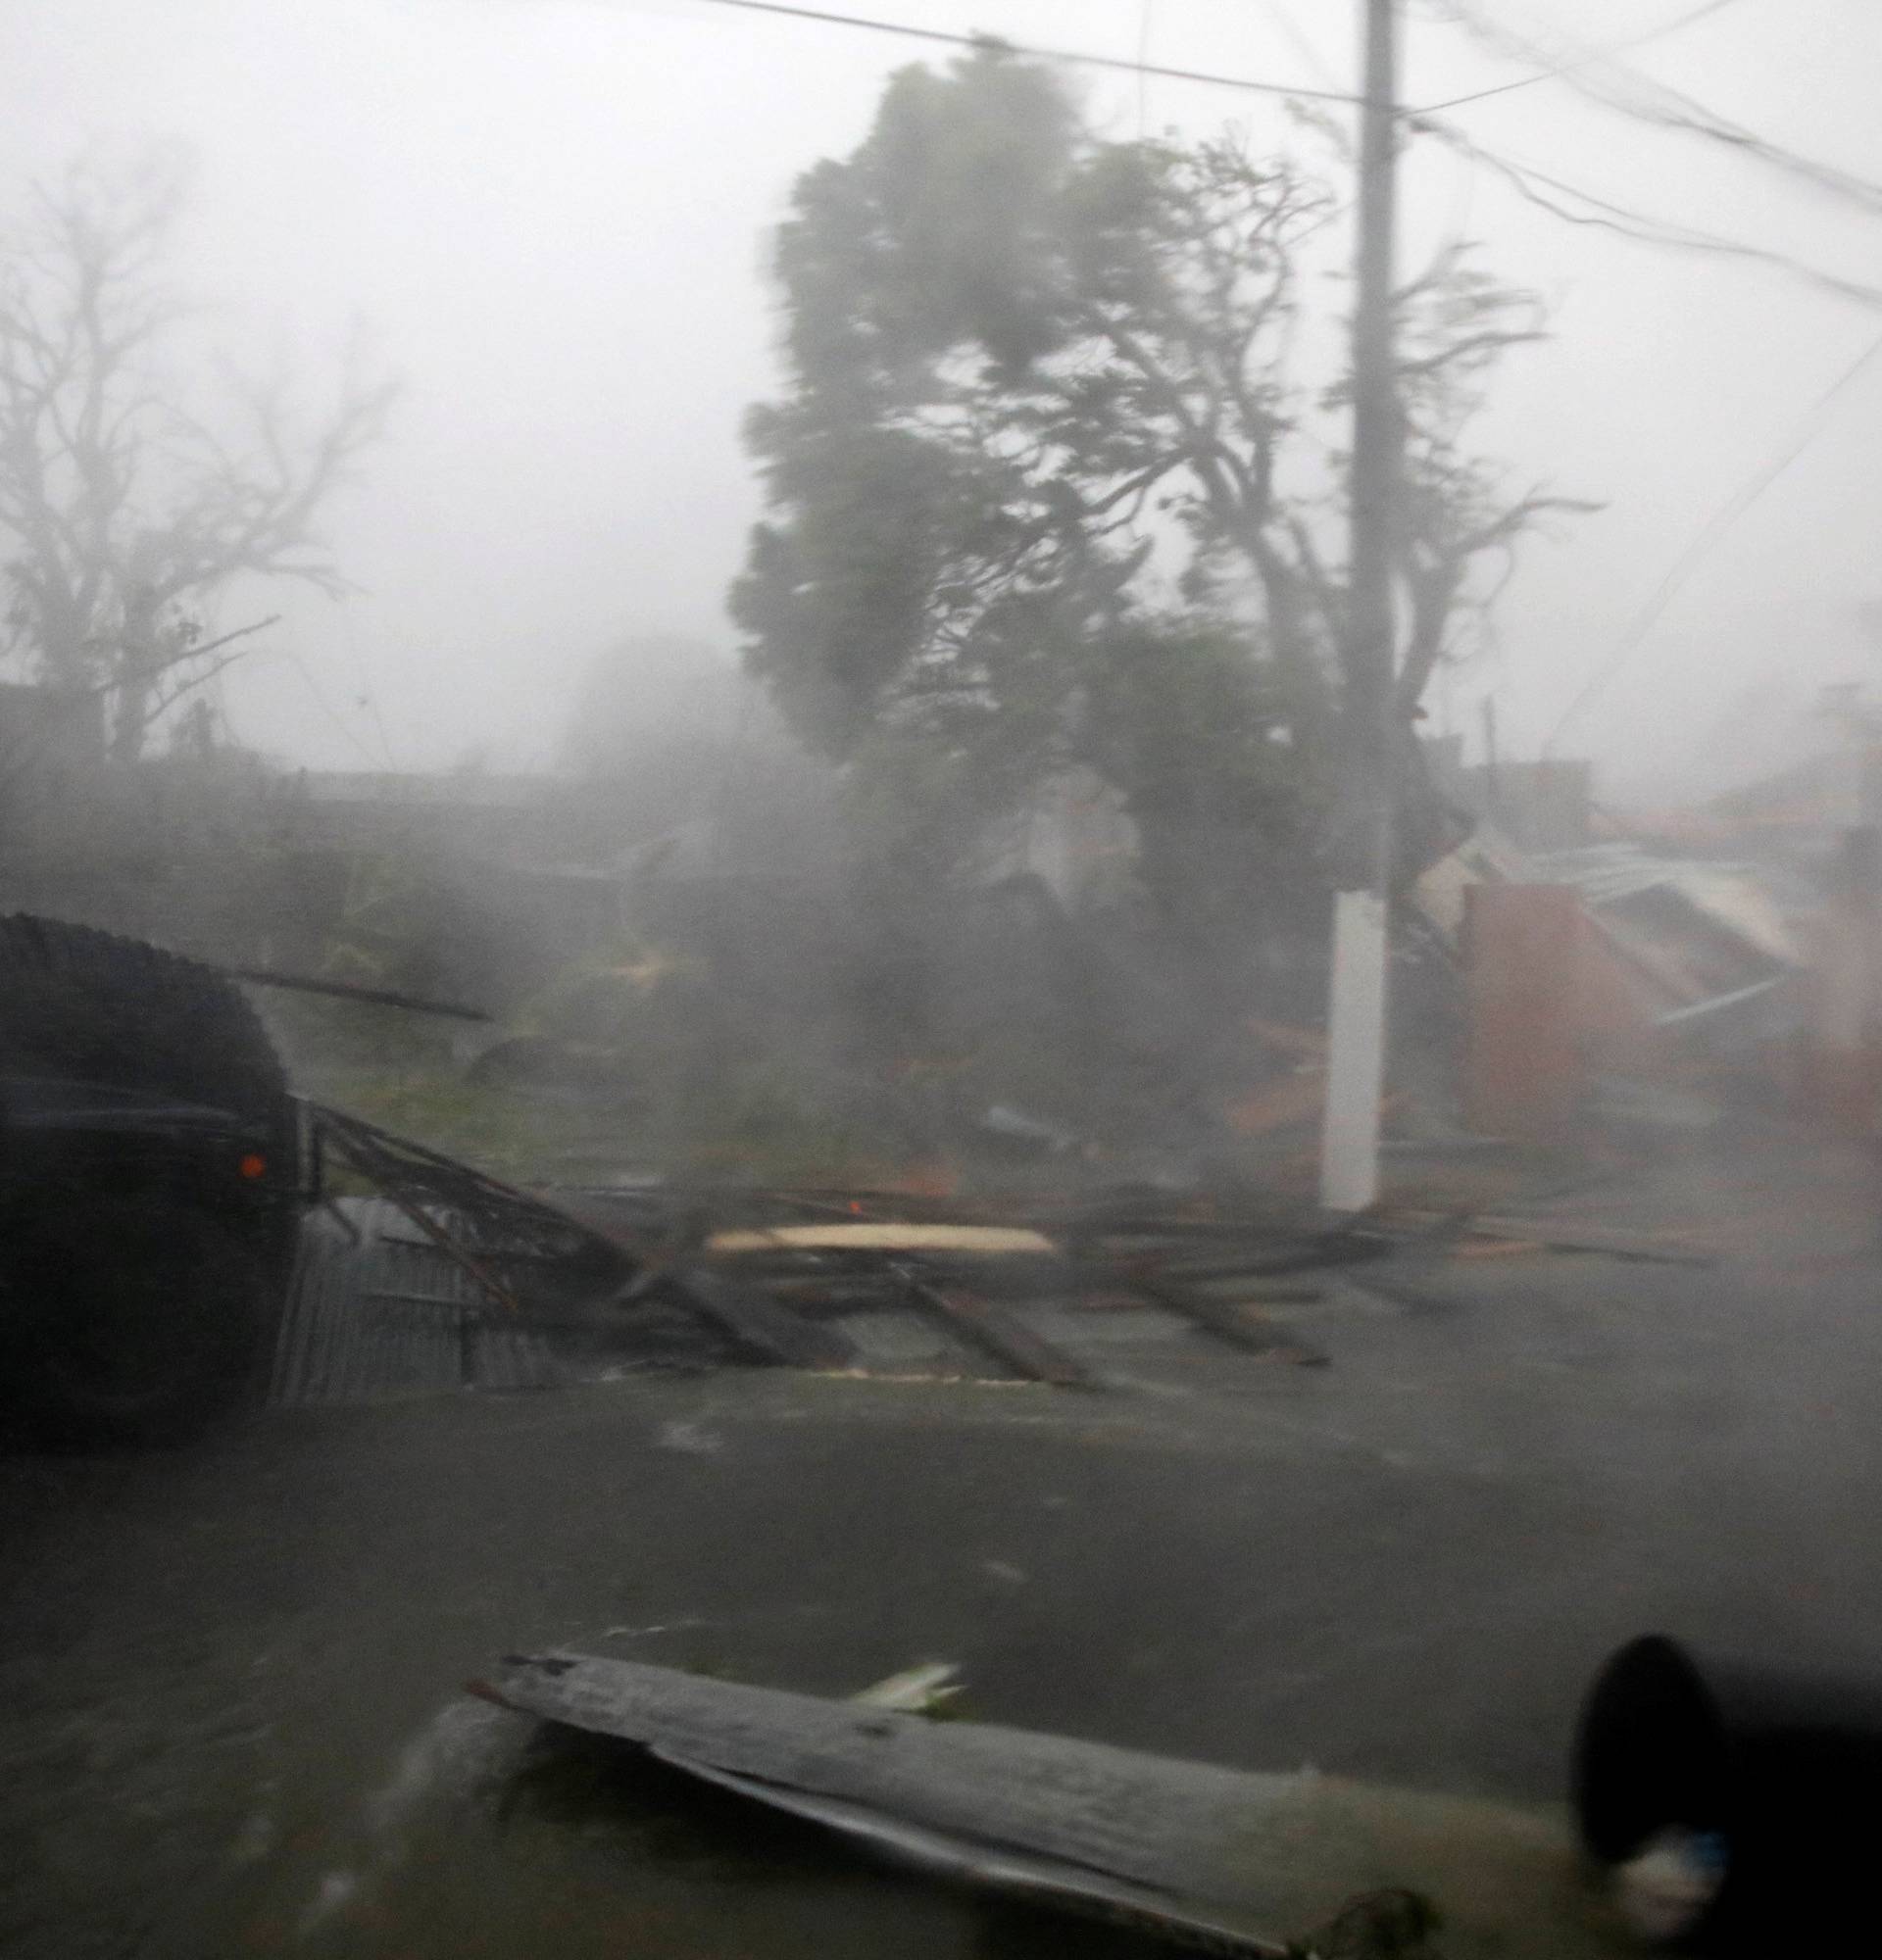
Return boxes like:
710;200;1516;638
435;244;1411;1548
1574;1633;1882;1950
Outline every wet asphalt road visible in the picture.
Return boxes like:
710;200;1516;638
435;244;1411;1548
6;1143;1882;1959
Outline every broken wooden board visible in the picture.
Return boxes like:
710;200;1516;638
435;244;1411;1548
472;1652;1638;1960
657;1264;858;1371
705;1222;1060;1258
1136;1277;1330;1366
904;1281;1095;1390
1138;1257;1328;1300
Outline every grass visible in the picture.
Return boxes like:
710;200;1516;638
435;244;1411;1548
264;1000;902;1190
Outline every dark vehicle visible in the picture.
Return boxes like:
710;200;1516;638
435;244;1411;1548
0;913;305;1445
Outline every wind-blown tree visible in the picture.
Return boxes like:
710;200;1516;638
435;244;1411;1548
0;150;395;764
733;45;1581;927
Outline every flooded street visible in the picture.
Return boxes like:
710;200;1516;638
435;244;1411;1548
9;1136;1882;1959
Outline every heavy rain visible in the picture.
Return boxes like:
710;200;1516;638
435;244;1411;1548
5;3;1882;1955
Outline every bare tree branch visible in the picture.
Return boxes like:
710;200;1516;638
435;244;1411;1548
0;148;395;760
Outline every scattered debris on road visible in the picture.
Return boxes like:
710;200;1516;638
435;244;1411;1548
275;1108;1408;1401
274;1100;1724;1413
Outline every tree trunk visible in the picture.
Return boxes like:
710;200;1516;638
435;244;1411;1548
108;590;162;765
108;677;153;765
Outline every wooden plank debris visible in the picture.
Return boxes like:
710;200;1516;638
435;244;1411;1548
904;1280;1095;1389
706;1222;1060;1258
299;1106;1507;1393
659;1264;859;1371
1136;1277;1329;1366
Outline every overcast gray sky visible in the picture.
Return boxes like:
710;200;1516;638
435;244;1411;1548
5;0;1879;801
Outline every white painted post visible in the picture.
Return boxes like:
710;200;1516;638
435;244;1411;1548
1317;0;1400;1214
1319;890;1388;1211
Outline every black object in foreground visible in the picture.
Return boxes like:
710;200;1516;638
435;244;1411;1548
0;913;306;1444
1576;1632;1882;1951
473;1651;1633;1958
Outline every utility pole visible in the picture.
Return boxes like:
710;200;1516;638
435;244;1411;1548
1318;0;1403;1213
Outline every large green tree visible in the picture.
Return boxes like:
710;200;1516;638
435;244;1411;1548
733;44;1576;920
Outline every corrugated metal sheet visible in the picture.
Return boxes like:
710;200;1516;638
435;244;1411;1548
1536;845;1803;968
269;1198;564;1407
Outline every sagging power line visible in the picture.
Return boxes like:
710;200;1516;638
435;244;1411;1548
1434;0;1882;225
1421;122;1882;313
1416;0;1748;114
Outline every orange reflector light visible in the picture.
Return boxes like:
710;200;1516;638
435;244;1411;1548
238;1153;268;1180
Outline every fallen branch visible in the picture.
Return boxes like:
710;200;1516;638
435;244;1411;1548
227;966;491;1021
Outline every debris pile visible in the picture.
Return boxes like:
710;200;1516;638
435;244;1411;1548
271;1103;1718;1408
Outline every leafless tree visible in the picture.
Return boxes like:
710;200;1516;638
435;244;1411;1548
0;149;395;763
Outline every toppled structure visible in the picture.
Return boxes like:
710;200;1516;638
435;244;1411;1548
272;1106;1405;1404
271;1098;1722;1409
1534;844;1801;1030
1416;815;1806;1140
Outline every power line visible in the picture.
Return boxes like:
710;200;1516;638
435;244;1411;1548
1433;1;1882;224
1420;122;1882;313
1657;0;1750;32
1545;325;1882;749
673;5;1882;354
679;0;1876;319
1257;0;1346;94
665;0;1882;779
676;0;1362;104
677;0;1882;300
1416;0;1746;114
